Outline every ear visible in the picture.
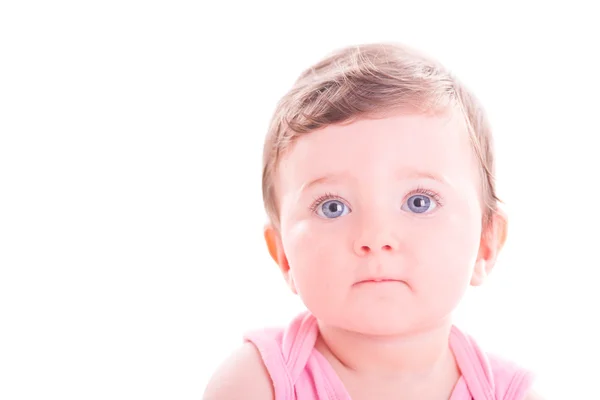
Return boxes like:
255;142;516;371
264;224;297;294
471;208;508;286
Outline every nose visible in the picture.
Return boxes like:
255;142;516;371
353;229;400;256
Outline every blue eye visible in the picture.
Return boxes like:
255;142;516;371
402;194;436;214
317;199;350;219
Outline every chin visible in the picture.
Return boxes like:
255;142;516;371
314;305;422;337
346;313;417;336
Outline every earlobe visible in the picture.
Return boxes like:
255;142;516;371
263;224;297;294
264;224;280;265
287;274;297;294
471;209;508;287
470;260;487;286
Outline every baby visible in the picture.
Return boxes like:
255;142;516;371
204;43;542;399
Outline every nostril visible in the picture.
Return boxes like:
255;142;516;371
360;245;371;253
382;245;392;251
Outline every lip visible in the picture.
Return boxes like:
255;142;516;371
355;278;406;284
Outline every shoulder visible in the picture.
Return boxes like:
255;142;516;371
202;342;274;400
485;352;543;400
523;388;545;400
451;327;539;400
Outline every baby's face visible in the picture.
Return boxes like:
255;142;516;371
272;109;490;335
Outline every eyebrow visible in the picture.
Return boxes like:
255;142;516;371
396;169;451;185
299;168;451;194
299;172;354;194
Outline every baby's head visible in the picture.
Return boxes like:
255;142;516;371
262;43;507;335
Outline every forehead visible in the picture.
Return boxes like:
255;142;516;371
277;109;480;192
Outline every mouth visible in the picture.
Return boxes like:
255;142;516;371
356;278;405;284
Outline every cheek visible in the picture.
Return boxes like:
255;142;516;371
282;221;350;296
412;210;481;304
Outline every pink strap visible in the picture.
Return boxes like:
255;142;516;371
450;326;495;400
281;312;319;384
244;329;294;400
503;368;535;400
244;313;321;399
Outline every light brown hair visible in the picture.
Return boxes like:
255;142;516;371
262;42;499;230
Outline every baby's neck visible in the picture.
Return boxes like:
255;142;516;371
315;318;458;380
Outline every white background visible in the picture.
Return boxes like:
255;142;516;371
1;1;598;399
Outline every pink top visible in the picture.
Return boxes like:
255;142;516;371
244;311;534;400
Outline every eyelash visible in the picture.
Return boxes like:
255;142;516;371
309;192;345;213
308;187;444;212
411;186;445;207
